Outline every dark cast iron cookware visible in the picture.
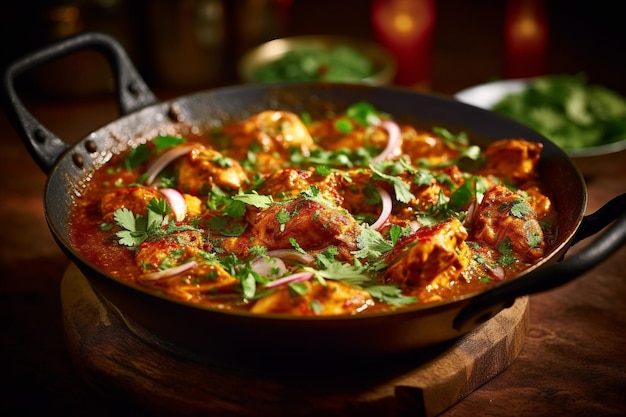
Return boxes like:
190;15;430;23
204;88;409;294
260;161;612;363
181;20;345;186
3;32;626;361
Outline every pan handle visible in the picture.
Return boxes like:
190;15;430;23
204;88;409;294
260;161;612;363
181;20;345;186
454;193;626;333
1;31;158;174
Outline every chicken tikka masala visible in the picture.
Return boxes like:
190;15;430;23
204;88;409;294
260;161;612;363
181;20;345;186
69;101;557;316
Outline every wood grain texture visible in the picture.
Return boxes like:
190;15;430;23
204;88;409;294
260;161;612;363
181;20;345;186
61;263;529;417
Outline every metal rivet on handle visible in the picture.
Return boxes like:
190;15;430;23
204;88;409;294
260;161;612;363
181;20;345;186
127;81;140;96
34;129;47;144
84;139;98;153
167;103;183;122
72;153;84;169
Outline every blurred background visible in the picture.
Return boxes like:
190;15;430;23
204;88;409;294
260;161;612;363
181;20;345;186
1;0;625;100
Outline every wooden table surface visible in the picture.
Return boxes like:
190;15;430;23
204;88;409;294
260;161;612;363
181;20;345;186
2;1;625;416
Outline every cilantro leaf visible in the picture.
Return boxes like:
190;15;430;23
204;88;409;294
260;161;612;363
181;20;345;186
152;135;186;151
113;205;164;248
366;285;417;307
353;226;394;260
306;252;371;285
509;198;533;219
432;126;469;148
124;144;151;170
370;161;415;204
345;100;382;126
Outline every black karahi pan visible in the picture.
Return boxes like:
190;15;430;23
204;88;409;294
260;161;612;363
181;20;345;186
3;32;626;361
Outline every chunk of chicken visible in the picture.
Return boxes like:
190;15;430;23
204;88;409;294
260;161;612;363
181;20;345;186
470;184;546;262
135;230;207;271
401;128;461;166
383;217;471;290
478;139;543;186
222;111;316;168
99;185;162;223
255;167;398;223
145;262;240;304
250;280;375;316
309;118;391;152
177;145;248;193
521;185;554;222
249;197;360;261
255;168;344;206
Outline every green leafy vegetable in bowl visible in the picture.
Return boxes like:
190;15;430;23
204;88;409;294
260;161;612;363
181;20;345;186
250;46;376;83
492;74;626;151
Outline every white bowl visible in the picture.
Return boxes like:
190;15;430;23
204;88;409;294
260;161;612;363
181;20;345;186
454;78;626;166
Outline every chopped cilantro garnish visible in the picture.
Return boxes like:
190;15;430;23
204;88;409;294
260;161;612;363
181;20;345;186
209;216;248;237
123;144;151;170
526;228;543;248
509;198;533;219
432;126;469;148
152;134;186;151
370;160;415;204
345;100;383;127
334;118;354;134
366;285;417;307
232;191;274;209
497;237;517;265
113;198;170;248
276;208;291;232
353;226;394;260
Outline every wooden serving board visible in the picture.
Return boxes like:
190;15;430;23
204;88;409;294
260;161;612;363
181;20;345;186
60;263;529;417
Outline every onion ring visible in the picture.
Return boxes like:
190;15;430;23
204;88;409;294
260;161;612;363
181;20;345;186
139;260;198;281
265;249;315;265
265;271;314;289
371;187;392;230
250;256;287;278
145;144;197;186
159;188;187;222
372;120;401;163
486;265;505;281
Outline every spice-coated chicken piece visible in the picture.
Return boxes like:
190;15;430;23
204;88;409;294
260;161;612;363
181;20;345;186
249;197;361;261
135;230;207;272
221;110;316;168
177;145;249;193
255;168;345;205
401;128;461;166
256;167;386;220
309;117;391;152
250;280;375;315
99;185;162;223
478;138;543;186
382;217;471;290
149;262;240;304
469;184;546;262
521;185;554;221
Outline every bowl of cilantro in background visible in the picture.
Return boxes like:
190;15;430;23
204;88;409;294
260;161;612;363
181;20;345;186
238;35;396;85
454;74;626;174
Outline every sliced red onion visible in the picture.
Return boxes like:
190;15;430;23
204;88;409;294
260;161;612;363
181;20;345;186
486;265;505;281
463;200;477;227
145;144;197;186
250;256;287;277
159;188;187;222
372;120;401;163
139;260;198;281
371;187;392;230
265;249;315;265
265;271;314;289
